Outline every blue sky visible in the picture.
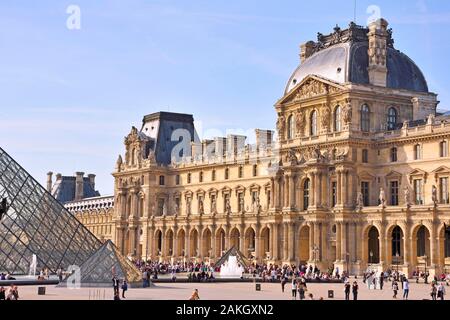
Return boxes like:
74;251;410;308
0;0;449;195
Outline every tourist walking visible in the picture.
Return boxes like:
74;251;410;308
430;283;437;300
291;278;297;300
352;281;359;301
112;275;120;295
403;279;410;300
438;282;446;300
392;281;399;299
0;287;5;300
379;273;384;290
344;281;351;300
281;275;287;293
121;280;128;299
297;281;306;300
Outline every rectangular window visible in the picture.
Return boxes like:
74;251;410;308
253;165;258;177
187;173;191;184
212;170;216;181
390;181;399;206
414;145;422;160
331;182;337;207
440;177;449;204
441;141;448;158
175;175;180;185
159;175;165;186
414;179;423;205
238;166;243;178
157;198;165;216
199;172;203;183
252;191;258;204
362;149;368;163
361;182;370;206
225;168;229;180
391;148;397;162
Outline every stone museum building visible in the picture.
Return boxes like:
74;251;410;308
66;19;450;277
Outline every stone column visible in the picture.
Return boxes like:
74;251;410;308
337;171;342;206
321;223;328;263
354;223;361;262
309;222;315;261
379;226;386;266
198;226;204;259
225;225;230;250
185;227;190;258
284;175;290;208
290;175;296;208
270;178;275;208
341;171;347;207
239;225;245;253
315;172;322;207
341;223;347;262
310;172;316;207
173;229;178;258
336;222;342;262
321;172;328;208
211;225;217;259
148;226;154;259
283;222;289;261
288;223;295;261
314;223;320;259
129;226;137;256
430;223;437;266
272;223;279;261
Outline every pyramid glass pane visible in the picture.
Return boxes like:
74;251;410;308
0;147;102;274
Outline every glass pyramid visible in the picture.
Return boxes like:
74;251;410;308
0;147;102;274
60;240;142;287
214;246;249;269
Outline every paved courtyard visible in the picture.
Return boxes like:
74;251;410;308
12;280;447;301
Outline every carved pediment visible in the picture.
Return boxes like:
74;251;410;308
358;171;376;181
432;166;450;181
278;75;344;105
385;170;403;180
408;168;428;183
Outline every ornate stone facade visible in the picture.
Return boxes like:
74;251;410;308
75;19;450;277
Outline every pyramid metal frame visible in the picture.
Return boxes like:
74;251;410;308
59;240;142;287
0;147;102;274
214;246;249;269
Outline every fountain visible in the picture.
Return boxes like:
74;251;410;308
28;254;37;278
219;255;244;278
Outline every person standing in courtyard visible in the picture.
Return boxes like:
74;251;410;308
430;283;437;300
392;280;399;299
352;281;359;301
438;282;446;300
281;275;287;293
189;289;200;300
297;280;306;300
344;281;351;300
112;275;120;296
403;279;410;300
379;272;384;290
121;280;128;299
291;278;297;300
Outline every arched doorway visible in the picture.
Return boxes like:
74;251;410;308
260;227;270;260
391;226;404;266
177;229;186;257
166;229;174;257
244;228;256;258
216;228;226;257
230;228;240;250
368;227;380;264
155;230;163;256
203;229;212;257
190;229;199;257
298;225;310;264
414;225;431;268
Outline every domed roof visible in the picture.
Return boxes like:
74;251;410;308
285;26;428;94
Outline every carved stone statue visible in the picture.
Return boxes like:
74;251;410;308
225;198;231;214
432;185;438;205
162;202;167;216
116;155;123;171
287;149;298;164
379;187;386;208
356;192;364;210
211;198;217;214
342;102;352;124
295;110;305;136
239;197;245;213
277;115;285;137
252;197;261;214
186;198;192;215
427;114;436;125
321;107;331;129
404;187;411;208
198;200;204;214
147;149;156;163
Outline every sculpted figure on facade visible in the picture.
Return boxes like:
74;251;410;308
295;110;305;136
356;192;364;210
277;114;285;138
404;187;411;208
198;199;204;215
116;155;123;172
320;106;331;130
162;202;167;216
342;101;352;125
379;187;386;208
432;185;438;206
225;198;232;215
211;198;217;215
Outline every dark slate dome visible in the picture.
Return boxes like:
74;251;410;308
286;24;429;94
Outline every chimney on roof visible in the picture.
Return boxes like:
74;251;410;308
367;18;389;87
255;129;274;149
88;174;96;191
46;172;53;192
75;172;85;201
300;41;316;63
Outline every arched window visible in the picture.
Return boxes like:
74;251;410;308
310;111;317;136
303;179;310;210
224;168;229;180
287;115;295;140
392;227;402;257
334;106;341;132
361;104;370;132
387;107;398;131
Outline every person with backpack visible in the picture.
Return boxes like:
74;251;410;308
430;283;437;300
297;280;307;300
121;279;128;299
